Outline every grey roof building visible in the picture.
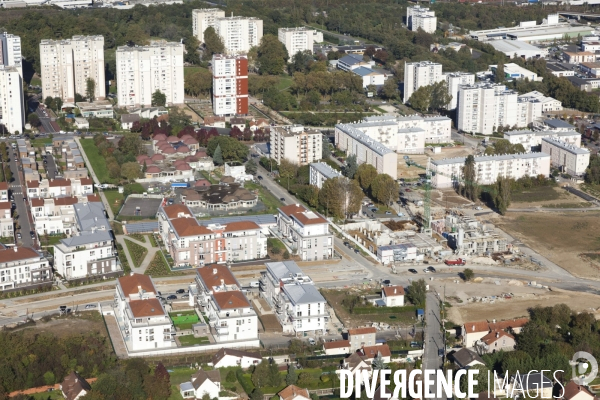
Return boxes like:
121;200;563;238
74;202;110;233
544;119;575;130
309;162;343;188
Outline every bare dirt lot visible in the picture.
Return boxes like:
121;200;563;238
430;146;474;161
431;189;473;208
496;212;600;279
398;146;474;181
13;312;108;338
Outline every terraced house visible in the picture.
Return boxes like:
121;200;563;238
157;204;267;267
25;178;94;199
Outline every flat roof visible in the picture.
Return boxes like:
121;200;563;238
507;25;594;39
309;162;343;180
335;124;394;156
432;152;550;166
489;40;543;53
542;137;589;154
544;119;574;129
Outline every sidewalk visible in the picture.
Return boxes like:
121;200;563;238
116;235;158;274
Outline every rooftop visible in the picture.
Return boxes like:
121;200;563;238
118;273;156;297
489;39;543;53
432;152;549;166
335;124;394;156
129;298;166;318
0;246;42;264
212;290;251;310
544;118;575;129
60;230;112;247
310;162;343;180
542;137;590;154
282;283;325;305
348;327;377;335
196;264;239;291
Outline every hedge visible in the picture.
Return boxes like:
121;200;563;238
351;305;418;315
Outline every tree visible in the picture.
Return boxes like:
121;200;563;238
203;27;225;59
344;154;358;179
226;370;236;383
430;81;452;110
286;363;298;385
370;174;399;205
118;132;144;155
213;144;223;166
245;159;258;175
406;279;426;307
408;86;431;112
142;160;147;174
268;362;282;387
463;268;474;281
461;155;479;201
485;139;526;155
257;34;289;75
251;362;270;388
493;175;512;215
27;113;40;127
4;166;12;182
152;90;166;107
184;35;201;65
380;77;398;100
251;388;264;400
43;371;55;385
44;96;55;110
279;159;298;190
85;78;96;102
121;162;141;181
54;97;63;112
355;163;378;191
319;177;363;219
207;136;249;162
185;69;213;97
372;352;385;370
322;135;331;160
495;60;505;83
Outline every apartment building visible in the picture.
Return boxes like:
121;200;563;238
0;33;22;78
334;123;398;179
403;61;444;103
348;327;377;353
0;66;24;134
0;246;52;291
396;115;452;144
446;72;475;110
213;16;263;55
407;5;437;34
457;83;517;135
260;261;329;334
116;41;184;108
431;153;551;188
212;54;248;116
25;178;93;199
276;204;333;261
193;264;258;342
309;162;343;188
517;91;563;112
157;204;267;267
0;202;12;238
278;27;323;56
31;195;101;235
270;125;322;165
40;36;105;102
504;129;581;152
192;8;225;42
541;137;590;176
115;273;174;351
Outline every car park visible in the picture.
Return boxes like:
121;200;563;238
408;269;417;274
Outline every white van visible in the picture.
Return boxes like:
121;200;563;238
249;281;260;288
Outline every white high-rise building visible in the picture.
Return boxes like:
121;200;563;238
0;66;24;134
116;41;184;108
278;27;323;56
407;5;437;34
457;83;517;135
192;8;225;42
0;33;22;78
40;35;105;102
445;72;475;110
214;17;263;55
403;61;444;104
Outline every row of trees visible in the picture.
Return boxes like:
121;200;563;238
407;81;452;113
0;143;13;183
93;133;144;182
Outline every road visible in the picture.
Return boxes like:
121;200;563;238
451;129;480;149
8;146;35;247
423;291;444;399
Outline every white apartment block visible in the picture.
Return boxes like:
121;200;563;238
40;36;105;102
504;129;581;152
334;123;398;179
397;128;426;154
260;261;329;334
0;202;11;238
407;5;437;34
457;83;517;135
278;27;323;56
213;17;263;55
0;66;24;134
193;265;258;342
309;162;343;188
31;196;100;235
0;33;22;78
396;115;452;144
116;41;184;108
518;91;563;113
25;177;93;199
212;54;248;116
270;125;322;165
0;246;52;291
541;137;590;176
115;273;174;351
403;61;444;103
277;204;334;261
192;8;225;42
446;72;475;110
431;153;551;188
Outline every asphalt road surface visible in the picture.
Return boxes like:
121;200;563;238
8;146;34;247
423;291;445;400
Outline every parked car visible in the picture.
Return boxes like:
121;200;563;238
397;212;405;217
427;266;436;273
308;338;316;345
175;289;186;294
30;231;35;239
422;268;430;273
385;211;392;215
475;206;483;210
410;341;420;348
370;208;378;212
354;249;360;254
438;349;444;358
182;294;189;299
167;198;174;205
382;279;391;285
257;176;263;180
167;295;177;300
85;304;97;309
16;233;21;239
280;197;286;201
408;269;417;274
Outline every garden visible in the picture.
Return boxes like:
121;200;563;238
169;310;200;330
124;238;148;268
178;335;210;346
144;252;183;277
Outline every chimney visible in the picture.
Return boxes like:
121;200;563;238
130;271;134;276
213;268;217;275
493;319;496;323
13;246;17;252
220;279;225;287
394;288;397;294
496;332;499;338
472;325;475;331
138;285;141;292
75;378;78;383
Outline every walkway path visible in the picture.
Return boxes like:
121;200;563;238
115;234;158;274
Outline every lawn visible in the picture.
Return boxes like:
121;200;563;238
29;390;63;400
184;66;209;77
170;310;200;330
31;138;52;147
147;234;158;247
79;138;114;183
276;75;293;91
103;190;124;216
245;182;282;214
124;238;148;268
510;186;561;203
178;335;210;346
168;385;184;400
144;252;183;277
39;235;65;247
129;233;146;242
30;77;42;86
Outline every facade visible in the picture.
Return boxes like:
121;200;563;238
491;63;542;82
270;125;322;165
157;204;267;267
337;53;371;72
431;153;551;188
348;327;377;353
381;285;405;307
116;41;184;108
60;372;91;400
457;83;519;135
462;321;491;348
192;8;225;42
179;370;221;399
213;16;263;55
115;273;174;351
323;340;350;355
504;129;581;152
260;260;330;334
518;91;562;113
334;123;398;179
0;66;23;134
407;5;437;34
564;51;595;63
478;330;516;353
25;178;93;199
541;137;590;176
278;27;323;56
309;162;343;188
0;246;52;291
276;204;333;261
446;72;475;110
396;115;452;144
40;36;105;102
193;265;258;342
403;61;444;104
31;195;101;235
0;33;22;77
376;243;418;264
353;66;386;88
212;54;248;116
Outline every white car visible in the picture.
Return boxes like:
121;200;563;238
308;338;316;345
397;212;404;217
475;206;483;210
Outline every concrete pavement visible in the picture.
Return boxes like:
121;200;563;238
115;235;159;274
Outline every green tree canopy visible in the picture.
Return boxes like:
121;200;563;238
406;278;426;307
203;27;224;59
85;78;96;102
344;154;358;179
370;173;399;205
257;34;289;75
484;139;526;155
207;136;249;162
151;90;166;107
355;163;378;191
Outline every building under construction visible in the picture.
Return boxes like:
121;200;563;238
443;215;507;256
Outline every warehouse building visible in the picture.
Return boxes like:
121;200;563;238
489;40;547;59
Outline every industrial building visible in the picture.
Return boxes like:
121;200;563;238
541;137;590;176
431;153;551;188
490;63;542;81
504;129;581;152
489;40;548;59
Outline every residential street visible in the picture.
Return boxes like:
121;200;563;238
8;145;34;248
423;291;444;399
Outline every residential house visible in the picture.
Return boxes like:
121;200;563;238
53;231;117;280
204;115;226;128
211;348;262;369
336;353;372;385
561;381;598;400
0;182;8;201
25;178;93;199
0;202;13;237
508;372;553;398
278;385;311;400
276;204;333;261
381;285;404;307
249;118;269;132
179;369;221;399
462;320;491;348
488;317;528;334
121;114;140;130
230;117;246;131
114;273;175;351
451;348;485;369
323;340;350;356
478;330;516;353
361;344;392;363
60;371;91;400
0;245;53;291
348;327;377;353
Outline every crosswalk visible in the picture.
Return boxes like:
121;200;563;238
9;184;22;195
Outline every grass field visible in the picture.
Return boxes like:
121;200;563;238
276;75;293;91
178;335;210;346
103;190;124;216
79;139;113;183
124;238;148;268
170;311;199;330
184;66;208;77
31;138;52;147
511;186;561;203
245;182;282;214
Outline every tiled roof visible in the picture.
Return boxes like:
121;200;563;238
212;291;250;310
278;385;310;400
80;178;93;185
488;317;528;331
323;340;350;350
279;204;327;225
212;348;261;366
87;195;101;202
26;180;39;188
146;166;161;174
481;330;514;345
348;327;377;335
175;163;191;171
0;247;40;263
196;264;238;289
464;320;490;333
0;182;7;190
0;201;10;210
118;273;156;296
162;204;192;219
61;371;91;400
362;344;391;359
223;221;260;232
31;198;44;207
49;179;71;187
191;369;221;390
54;197;78;206
129;298;165;318
382;286;405;297
170;217;211;237
562;381;597;400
